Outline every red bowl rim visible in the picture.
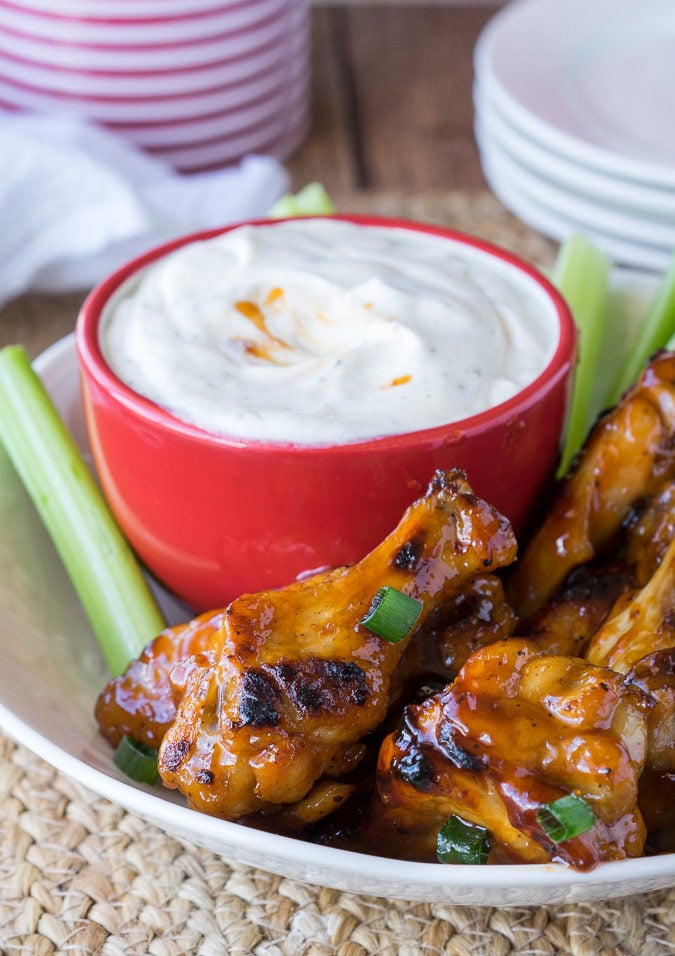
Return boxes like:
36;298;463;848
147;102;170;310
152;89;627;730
76;213;576;457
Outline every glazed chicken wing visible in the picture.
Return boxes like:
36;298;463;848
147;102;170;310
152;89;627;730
508;352;675;617
157;470;517;819
624;478;675;587
95;610;224;749
586;537;675;798
626;650;675;772
586;536;675;677
376;638;652;869
424;573;518;673
626;650;675;840
518;561;634;658
385;574;517;739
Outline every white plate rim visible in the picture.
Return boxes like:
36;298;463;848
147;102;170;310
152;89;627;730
474;0;675;190
476;125;674;273
473;81;675;222
474;117;675;250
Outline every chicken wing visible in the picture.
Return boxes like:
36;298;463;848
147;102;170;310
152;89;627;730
586;537;675;676
508;351;675;618
157;469;518;820
376;638;652;869
95;610;224;749
627;650;675;841
426;573;518;673
624;478;675;587
518;561;634;658
626;650;675;773
585;539;675;807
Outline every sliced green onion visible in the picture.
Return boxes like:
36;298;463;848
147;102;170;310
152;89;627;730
436;814;491;865
267;181;335;218
608;250;675;405
360;586;422;643
537;794;596;843
113;734;159;784
0;345;166;677
552;234;610;476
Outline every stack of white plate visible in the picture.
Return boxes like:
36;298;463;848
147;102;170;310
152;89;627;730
0;0;309;171
474;0;675;271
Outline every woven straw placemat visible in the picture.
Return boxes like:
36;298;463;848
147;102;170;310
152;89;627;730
1;190;674;956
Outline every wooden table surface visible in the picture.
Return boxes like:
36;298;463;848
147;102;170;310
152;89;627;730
0;3;499;357
288;3;494;196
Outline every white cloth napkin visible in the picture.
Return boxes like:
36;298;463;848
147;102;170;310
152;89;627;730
0;112;290;307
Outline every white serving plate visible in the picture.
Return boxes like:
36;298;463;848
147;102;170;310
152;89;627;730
475;119;675;251
477;130;674;273
475;0;675;190
473;82;675;222
0;331;673;905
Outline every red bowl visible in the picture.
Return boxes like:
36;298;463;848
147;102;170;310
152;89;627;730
76;215;576;611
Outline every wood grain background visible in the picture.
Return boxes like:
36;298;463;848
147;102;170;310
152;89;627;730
289;4;496;196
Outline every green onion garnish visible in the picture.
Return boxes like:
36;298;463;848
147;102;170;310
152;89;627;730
113;735;159;784
537;794;596;843
0;345;166;677
552;234;610;477
267;182;335;219
436;814;491;865
360;586;422;643
609;249;675;405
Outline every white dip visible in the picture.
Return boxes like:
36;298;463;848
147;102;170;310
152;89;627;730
100;218;558;444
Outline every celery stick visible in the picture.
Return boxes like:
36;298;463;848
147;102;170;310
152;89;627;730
553;234;610;476
268;182;335;218
607;250;675;406
0;345;166;676
293;182;335;215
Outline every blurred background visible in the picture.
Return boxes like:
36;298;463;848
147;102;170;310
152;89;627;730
0;0;502;191
5;0;669;346
287;0;501;198
0;0;514;350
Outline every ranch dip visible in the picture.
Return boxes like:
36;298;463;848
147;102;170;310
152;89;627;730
100;218;558;444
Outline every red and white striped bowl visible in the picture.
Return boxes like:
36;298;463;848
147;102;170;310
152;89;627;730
153;101;309;171
0;10;298;70
0;0;289;44
0;24;307;114
0;0;249;18
0;35;304;99
0;0;309;168
114;65;307;146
